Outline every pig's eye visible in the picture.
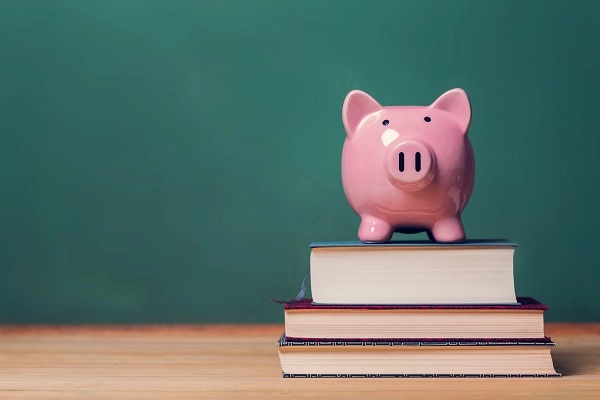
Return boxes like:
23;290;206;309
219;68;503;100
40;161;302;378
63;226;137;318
424;117;431;122
382;120;390;126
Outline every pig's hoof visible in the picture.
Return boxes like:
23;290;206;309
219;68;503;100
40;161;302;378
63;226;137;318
431;216;466;242
358;217;393;243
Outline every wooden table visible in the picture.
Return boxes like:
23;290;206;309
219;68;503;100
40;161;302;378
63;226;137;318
0;324;598;399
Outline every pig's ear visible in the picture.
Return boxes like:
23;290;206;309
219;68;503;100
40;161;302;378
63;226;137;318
430;88;471;133
342;90;382;137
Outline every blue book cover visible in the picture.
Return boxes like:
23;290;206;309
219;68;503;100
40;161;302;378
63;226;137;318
310;239;518;248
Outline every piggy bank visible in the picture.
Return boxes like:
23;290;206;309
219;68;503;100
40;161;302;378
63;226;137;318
341;88;474;243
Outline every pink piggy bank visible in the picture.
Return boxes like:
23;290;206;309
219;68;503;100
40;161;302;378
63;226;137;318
341;88;474;243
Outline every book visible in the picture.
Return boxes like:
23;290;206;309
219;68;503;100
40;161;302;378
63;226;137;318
277;335;560;377
284;297;547;340
310;240;518;305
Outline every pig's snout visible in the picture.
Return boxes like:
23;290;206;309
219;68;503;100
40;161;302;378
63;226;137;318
386;140;435;190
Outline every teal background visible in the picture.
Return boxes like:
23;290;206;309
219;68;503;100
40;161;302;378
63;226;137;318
1;0;598;323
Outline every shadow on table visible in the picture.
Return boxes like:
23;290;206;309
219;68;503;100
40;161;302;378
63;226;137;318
551;345;597;376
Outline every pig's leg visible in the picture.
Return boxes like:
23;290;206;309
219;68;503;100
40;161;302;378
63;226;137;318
430;215;466;242
358;216;393;243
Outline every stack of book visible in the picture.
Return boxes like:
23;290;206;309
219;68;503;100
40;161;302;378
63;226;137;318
277;240;560;377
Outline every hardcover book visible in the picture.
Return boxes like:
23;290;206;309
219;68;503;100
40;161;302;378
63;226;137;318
284;297;548;339
310;240;518;305
277;335;560;377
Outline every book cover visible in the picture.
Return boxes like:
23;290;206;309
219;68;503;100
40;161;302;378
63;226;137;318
310;239;518;248
278;335;556;347
285;297;547;310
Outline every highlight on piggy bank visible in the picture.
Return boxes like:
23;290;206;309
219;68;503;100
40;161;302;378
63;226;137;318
341;88;475;243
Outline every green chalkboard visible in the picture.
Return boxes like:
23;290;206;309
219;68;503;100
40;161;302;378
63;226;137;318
1;0;599;323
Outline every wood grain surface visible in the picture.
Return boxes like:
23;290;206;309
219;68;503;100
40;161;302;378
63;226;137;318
0;323;598;399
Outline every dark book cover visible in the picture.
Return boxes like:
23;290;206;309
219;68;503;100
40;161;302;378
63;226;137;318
282;372;561;378
278;334;556;347
284;297;547;311
310;239;518;248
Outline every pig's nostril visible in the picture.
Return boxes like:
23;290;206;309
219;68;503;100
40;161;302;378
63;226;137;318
399;152;405;172
415;152;421;172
